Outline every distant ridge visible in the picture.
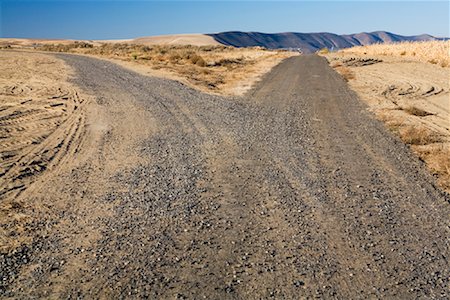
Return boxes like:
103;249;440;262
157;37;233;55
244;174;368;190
207;31;444;53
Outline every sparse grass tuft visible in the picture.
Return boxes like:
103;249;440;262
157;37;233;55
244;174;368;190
335;66;355;81
399;126;438;145
318;48;329;54
189;54;206;67
414;145;450;191
403;106;434;117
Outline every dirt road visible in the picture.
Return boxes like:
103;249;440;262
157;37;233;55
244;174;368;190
2;54;449;298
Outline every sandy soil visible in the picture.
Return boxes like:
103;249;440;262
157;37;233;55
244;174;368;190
0;38;94;47
0;34;218;47
0;51;98;252
0;51;154;293
325;52;450;192
0;34;219;48
0;51;92;200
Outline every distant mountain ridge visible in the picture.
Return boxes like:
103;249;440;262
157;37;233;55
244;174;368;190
208;31;444;53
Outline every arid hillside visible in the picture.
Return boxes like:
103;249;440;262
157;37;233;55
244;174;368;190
209;31;443;53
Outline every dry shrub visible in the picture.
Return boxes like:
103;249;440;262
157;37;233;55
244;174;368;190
335;66;355;81
318;48;329;54
189;54;206;67
403;106;433;117
168;53;181;63
39;42;93;52
330;61;343;68
399;126;439;145
414;145;450;191
341;40;450;67
432;147;450;181
212;57;244;67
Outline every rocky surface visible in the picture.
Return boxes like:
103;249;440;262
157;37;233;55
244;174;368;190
1;54;449;299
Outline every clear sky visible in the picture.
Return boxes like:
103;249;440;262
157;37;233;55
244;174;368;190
1;1;449;39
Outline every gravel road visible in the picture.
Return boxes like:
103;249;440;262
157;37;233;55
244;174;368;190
2;54;449;299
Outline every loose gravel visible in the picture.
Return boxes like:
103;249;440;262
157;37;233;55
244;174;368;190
2;54;449;299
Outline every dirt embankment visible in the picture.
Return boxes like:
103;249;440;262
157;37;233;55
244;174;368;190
326;52;450;192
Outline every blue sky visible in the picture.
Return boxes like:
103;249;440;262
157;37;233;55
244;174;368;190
1;1;449;39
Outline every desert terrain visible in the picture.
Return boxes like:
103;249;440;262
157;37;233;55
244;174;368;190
0;34;219;48
0;51;98;252
131;34;221;46
0;39;449;298
3;41;294;96
325;40;450;192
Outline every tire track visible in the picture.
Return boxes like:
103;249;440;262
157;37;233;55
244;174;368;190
2;53;449;299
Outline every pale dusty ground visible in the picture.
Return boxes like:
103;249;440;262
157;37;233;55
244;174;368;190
325;52;450;192
0;51;97;251
0;51;117;254
0;38;98;47
0;51;163;296
339;40;450;68
0;52;90;199
0;34;218;48
131;34;220;46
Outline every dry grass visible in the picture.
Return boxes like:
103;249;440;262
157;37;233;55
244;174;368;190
397;124;450;191
317;48;330;54
333;65;355;81
376;104;449;193
403;106;433;117
26;42;295;95
414;144;450;191
341;40;450;67
399;125;439;145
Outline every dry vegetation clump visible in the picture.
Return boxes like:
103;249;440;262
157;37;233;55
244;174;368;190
397;123;450;191
317;48;330;54
341;40;450;67
32;42;293;94
399;125;439;145
331;64;355;81
415;145;450;191
40;41;94;52
403;106;433;117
